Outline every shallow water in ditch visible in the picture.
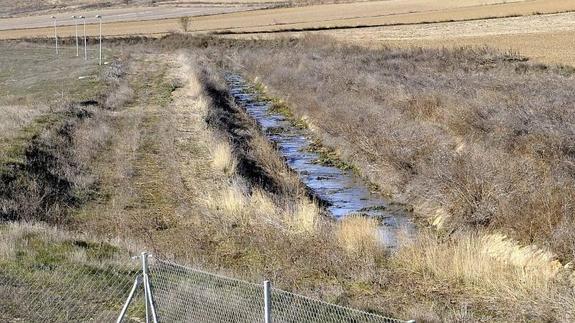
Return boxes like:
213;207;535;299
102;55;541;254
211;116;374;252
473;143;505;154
226;74;414;248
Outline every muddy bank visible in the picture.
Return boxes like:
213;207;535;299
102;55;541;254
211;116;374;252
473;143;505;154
225;74;414;247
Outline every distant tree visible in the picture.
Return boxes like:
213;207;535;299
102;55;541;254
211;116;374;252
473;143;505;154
179;16;191;32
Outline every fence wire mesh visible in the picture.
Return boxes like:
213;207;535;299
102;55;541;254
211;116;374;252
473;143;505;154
149;259;265;322
149;258;408;323
0;258;142;322
269;287;403;323
0;253;409;322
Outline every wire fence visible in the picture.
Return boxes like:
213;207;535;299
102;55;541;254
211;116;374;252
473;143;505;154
0;252;411;322
0;258;142;322
149;258;409;323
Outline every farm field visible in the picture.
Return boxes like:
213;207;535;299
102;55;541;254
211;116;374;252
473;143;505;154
0;0;291;18
2;0;575;321
1;0;573;38
319;11;575;66
1;0;574;67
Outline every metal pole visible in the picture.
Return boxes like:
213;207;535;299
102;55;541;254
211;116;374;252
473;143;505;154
145;273;158;323
81;16;87;60
51;16;58;55
116;275;142;323
96;15;102;65
142;252;150;323
141;252;158;323
73;16;79;57
264;280;271;323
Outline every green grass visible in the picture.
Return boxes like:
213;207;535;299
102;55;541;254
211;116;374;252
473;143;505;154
0;223;143;321
0;113;62;168
308;139;357;172
0;44;114;175
0;45;106;104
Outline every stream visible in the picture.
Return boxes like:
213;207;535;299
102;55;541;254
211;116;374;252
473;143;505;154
226;74;414;248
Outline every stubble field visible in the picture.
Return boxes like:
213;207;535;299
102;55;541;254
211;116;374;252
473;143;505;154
1;0;573;67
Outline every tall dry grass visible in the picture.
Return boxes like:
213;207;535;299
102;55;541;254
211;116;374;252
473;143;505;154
164;49;575;321
395;231;575;321
200;35;575;262
336;216;379;254
116;36;575;320
211;140;237;175
73;51;412;318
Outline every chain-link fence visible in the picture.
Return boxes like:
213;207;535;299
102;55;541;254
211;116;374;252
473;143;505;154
0;256;142;322
148;257;410;323
150;259;265;322
0;252;411;322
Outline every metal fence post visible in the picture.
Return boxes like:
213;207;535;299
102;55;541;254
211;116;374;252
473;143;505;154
142;252;158;323
264;280;271;323
116;275;142;323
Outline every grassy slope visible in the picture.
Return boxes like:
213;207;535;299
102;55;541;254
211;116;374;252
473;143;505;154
214;36;575;260
73;43;575;321
0;44;103;165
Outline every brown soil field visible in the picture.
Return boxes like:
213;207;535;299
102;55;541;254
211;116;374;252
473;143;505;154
0;0;280;18
0;0;373;19
323;12;575;66
2;0;572;39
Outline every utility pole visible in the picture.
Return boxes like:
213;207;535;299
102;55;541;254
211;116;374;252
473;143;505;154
96;15;103;65
72;16;79;57
80;16;87;60
51;16;58;55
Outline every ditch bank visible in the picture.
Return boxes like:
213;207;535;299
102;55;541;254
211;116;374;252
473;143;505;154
225;74;415;248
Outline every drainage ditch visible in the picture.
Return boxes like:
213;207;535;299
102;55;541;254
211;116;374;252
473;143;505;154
226;74;415;248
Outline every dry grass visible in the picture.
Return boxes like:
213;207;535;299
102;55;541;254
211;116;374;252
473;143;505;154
0;221;143;322
0;43;102;103
3;36;575;321
0;105;49;141
211;140;237;175
0;42;123;223
145;47;574;320
208;35;575;265
336;216;379;254
71;49;379;297
395;231;575;321
0;221;138;262
289;200;321;234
